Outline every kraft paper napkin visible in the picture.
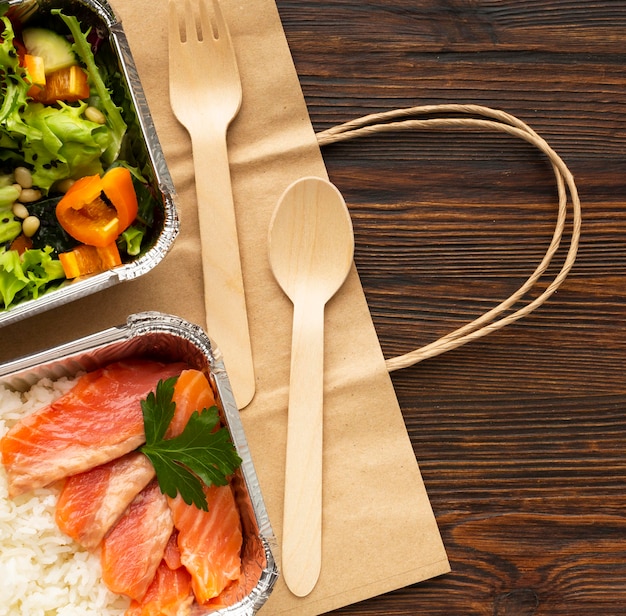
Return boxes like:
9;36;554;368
1;0;450;613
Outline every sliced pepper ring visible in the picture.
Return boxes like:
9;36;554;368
56;167;138;247
101;166;138;233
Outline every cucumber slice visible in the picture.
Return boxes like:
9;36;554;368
22;28;76;75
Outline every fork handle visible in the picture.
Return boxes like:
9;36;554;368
190;128;255;409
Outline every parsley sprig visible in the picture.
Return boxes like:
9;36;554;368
140;377;242;511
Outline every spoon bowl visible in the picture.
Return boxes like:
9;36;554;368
268;176;354;597
269;177;354;303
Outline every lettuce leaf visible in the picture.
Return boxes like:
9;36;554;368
21;101;111;189
0;246;65;310
0;249;27;307
0;181;21;209
0;205;21;243
119;225;144;256
20;246;65;299
0;17;35;146
55;11;127;166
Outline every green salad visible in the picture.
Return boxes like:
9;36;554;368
0;7;156;311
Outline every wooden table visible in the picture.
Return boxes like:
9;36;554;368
275;1;626;614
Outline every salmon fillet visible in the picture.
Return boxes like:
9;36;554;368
125;559;194;616
169;484;243;604
101;479;174;601
166;369;243;604
163;530;183;570
55;451;156;549
0;359;186;497
164;368;217;438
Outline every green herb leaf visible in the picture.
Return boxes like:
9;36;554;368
140;378;242;511
141;376;178;444
141;447;208;511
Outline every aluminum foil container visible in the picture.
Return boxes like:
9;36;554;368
0;0;179;326
0;311;279;615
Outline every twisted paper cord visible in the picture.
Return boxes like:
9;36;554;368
316;104;581;372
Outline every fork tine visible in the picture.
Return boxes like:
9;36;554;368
212;0;227;39
198;0;214;41
168;0;183;45
204;0;235;48
169;0;201;45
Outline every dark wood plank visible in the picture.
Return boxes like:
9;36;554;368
276;1;626;614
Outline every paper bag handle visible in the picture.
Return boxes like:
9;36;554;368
316;104;581;373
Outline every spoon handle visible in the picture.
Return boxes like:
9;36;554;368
282;296;325;597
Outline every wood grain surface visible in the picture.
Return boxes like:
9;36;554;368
274;1;626;614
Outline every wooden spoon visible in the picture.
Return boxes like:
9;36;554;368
268;176;354;597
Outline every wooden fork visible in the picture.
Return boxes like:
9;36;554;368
168;0;255;409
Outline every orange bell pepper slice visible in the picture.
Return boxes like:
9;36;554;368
56;168;138;247
58;242;122;279
101;166;138;233
30;65;90;105
21;54;46;98
56;174;118;247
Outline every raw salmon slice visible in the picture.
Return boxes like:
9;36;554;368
169;484;243;604
163;530;183;570
166;369;243;604
165;368;217;438
55;451;156;549
0;359;186;497
101;479;174;601
125;560;194;616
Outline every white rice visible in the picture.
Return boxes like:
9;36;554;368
0;377;130;616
